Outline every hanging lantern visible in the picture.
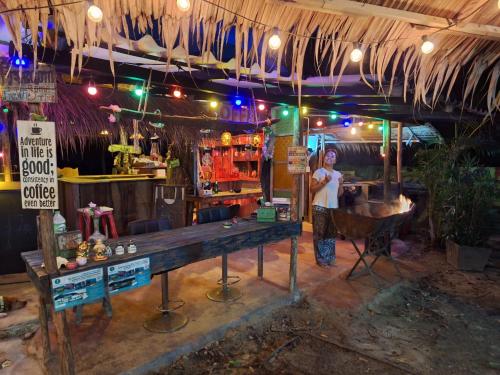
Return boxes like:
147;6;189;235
221;131;232;146
252;133;261;147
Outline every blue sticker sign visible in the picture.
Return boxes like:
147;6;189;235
51;268;104;312
107;258;151;295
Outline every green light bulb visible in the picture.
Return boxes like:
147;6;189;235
134;88;144;97
330;112;337;120
282;109;289;116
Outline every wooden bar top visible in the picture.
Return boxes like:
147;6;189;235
21;219;301;299
185;188;262;202
59;175;166;185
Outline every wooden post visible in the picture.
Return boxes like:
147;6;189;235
38;295;51;372
289;236;298;298
29;105;75;375
396;122;403;195
383;119;391;202
1;112;12;182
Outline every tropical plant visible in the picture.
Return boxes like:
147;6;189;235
414;136;497;247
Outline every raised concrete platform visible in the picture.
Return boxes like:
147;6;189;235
0;224;429;374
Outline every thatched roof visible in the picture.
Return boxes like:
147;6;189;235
1;0;498;118
12;80;268;153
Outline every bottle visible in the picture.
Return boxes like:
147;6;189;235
53;211;67;233
213;180;219;194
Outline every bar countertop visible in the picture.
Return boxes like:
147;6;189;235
59;175;166;184
185;188;262;202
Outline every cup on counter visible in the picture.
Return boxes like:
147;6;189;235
115;243;125;255
127;240;137;254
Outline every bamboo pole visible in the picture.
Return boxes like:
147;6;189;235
383;119;391;202
1;112;12;183
396;122;403;195
289;107;301;298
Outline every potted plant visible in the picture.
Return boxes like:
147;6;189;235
415;137;497;271
442;155;495;271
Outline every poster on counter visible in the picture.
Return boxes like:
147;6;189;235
51;268;104;312
17;121;58;209
107;258;151;295
287;146;308;174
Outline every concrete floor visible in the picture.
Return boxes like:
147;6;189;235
0;224;431;375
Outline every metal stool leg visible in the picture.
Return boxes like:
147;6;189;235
207;253;242;302
143;272;188;333
258;245;264;279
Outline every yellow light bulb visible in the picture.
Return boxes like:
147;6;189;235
268;34;282;50
350;47;363;62
177;0;191;12
87;5;103;23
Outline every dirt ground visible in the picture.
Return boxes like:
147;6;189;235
152;248;500;375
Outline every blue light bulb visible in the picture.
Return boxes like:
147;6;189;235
235;99;242;106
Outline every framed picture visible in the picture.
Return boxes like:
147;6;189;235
55;231;82;259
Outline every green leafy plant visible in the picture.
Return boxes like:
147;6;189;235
414;136;497;247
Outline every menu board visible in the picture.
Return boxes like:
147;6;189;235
287;146;308;174
17;121;58;209
107;258;151;295
51;268;104;312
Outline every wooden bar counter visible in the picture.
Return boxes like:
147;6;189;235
58;175;165;235
21;218;302;302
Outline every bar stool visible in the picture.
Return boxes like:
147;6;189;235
127;219;188;333
206;252;242;302
77;209;119;240
143;272;188;333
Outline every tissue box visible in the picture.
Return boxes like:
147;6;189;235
257;207;276;222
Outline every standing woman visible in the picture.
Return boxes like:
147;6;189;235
310;149;343;267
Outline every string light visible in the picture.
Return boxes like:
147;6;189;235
177;0;191;12
258;103;266;111
87;80;97;96
350;44;363;62
282;108;289;117
134;87;144;97
368;123;374;129
421;36;434;54
0;152;3;158
210;100;218;108
343;120;351;127
87;4;103;23
316;120;323;126
99;130;109;136
302;107;308;115
268;34;282;50
378;125;383;131
358;121;363;126
173;88;182;98
350;127;357;135
234;98;242;106
330;112;337;120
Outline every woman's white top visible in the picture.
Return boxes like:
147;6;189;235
312;168;342;208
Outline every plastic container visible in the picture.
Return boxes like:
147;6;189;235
53;211;67;233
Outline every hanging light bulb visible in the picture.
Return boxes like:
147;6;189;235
87;80;97;96
221;131;232;146
268;34;282;50
173;88;182;98
316;120;323;126
350;127;357;135
258;103;266;111
210;100;218;109
421;36;434;54
358;121;363;126
368;123;374;129
282;108;289;117
350;44;363;62
176;0;191;12
330;112;337;120
87;4;103;23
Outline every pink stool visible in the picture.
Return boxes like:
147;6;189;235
77;209;119;240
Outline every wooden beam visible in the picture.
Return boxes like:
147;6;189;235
1;112;12;182
278;0;500;41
